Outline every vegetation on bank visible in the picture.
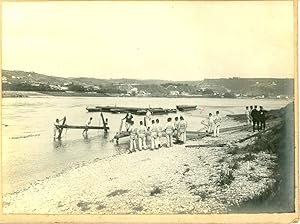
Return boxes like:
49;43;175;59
228;103;295;213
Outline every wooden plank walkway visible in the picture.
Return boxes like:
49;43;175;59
56;125;109;130
55;113;110;140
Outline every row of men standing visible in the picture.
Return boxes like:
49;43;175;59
122;112;188;153
245;105;267;132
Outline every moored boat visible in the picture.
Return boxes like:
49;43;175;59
176;105;197;111
86;106;177;115
86;107;103;112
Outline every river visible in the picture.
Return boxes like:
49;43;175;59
2;96;291;195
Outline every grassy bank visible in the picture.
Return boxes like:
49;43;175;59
229;103;295;213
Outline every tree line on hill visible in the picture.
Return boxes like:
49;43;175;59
2;70;294;97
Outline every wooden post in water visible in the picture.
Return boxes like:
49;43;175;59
101;112;108;133
57;116;66;139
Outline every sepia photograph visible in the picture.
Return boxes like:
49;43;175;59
1;0;299;222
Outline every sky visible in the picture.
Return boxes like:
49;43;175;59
2;1;295;81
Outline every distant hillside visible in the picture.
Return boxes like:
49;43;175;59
69;77;171;86
2;70;171;86
202;78;294;96
2;70;69;85
2;70;294;98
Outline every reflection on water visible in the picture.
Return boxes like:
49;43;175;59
52;139;67;151
2;96;291;194
83;136;92;150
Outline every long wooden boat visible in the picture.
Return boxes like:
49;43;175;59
86;107;102;112
134;108;177;115
112;124;248;143
110;108;128;114
86;106;177;115
176;105;197;111
96;106;149;112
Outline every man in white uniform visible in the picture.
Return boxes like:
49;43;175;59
82;117;93;135
137;120;147;150
128;121;137;153
245;106;251;125
145;110;152;128
164;117;174;147
178;116;187;143
150;120;158;149
213;111;222;137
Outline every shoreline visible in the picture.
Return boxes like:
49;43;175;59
2;120;281;214
3;103;294;214
2;90;292;100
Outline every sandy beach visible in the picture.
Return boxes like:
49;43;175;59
3;122;278;214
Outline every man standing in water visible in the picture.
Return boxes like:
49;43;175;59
53;118;61;139
82;117;93;136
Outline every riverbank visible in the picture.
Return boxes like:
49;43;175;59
4;103;291;215
2;91;48;98
230;102;295;213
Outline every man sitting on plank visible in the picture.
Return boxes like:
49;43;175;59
122;113;133;131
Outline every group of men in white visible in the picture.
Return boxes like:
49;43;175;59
53;109;222;151
201;111;222;137
123;110;188;153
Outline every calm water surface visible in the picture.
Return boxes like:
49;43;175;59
2;96;291;194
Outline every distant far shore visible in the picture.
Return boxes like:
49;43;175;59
2;91;291;100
